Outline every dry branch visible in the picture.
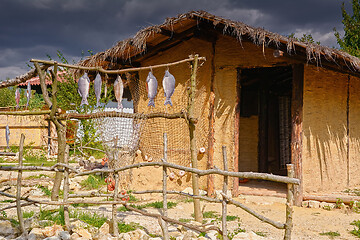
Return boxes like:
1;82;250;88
75;161;300;185
132;190;222;203
30;56;206;75
0;110;51;116
221;193;285;229
0;166;65;172
124;204;222;234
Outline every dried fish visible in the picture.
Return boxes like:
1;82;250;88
15;88;20;109
146;71;158;107
162;70;175;106
94;73;102;107
114;75;124;110
78;73;90;106
26;82;31;107
5;125;10;149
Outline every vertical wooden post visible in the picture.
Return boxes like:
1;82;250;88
161;133;169;240
221;146;229;240
63;145;70;230
112;171;119;237
233;68;241;197
16;134;26;236
207;41;216;197
284;164;294;240
188;54;202;223
291;64;304;206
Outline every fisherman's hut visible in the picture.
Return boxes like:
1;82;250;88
78;11;360;204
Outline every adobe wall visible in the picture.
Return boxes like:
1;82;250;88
302;66;348;194
0;115;48;149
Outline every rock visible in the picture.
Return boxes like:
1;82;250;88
59;231;71;240
215;190;232;200
232;231;265;240
98;222;110;235
148;238;162;240
0;220;15;237
206;230;218;240
72;228;92;240
182;187;193;195
70;233;80;240
43;237;61;240
127;229;149;240
71;220;90;229
93;233;115;240
308;200;321;208
89;156;96;162
182;231;198;240
320;202;335;210
301;201;309;208
43;224;64;237
31;188;46;196
169;231;182;238
29;228;45;239
199;190;207;196
118;233;131;240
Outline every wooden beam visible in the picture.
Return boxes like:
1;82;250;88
291;64;304;206
232;69;241;197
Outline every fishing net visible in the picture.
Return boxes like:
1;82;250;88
74;59;209;189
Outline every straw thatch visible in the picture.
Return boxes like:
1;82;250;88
77;10;360;73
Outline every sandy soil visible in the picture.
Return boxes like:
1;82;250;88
1;170;359;240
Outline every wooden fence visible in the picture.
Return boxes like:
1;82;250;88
0;133;299;240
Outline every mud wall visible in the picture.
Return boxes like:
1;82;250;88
302;66;348;194
0;115;48;149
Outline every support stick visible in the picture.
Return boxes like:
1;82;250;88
284;164;294;240
112;172;119;237
221;146;229;240
16;134;26;236
63;145;70;230
188;54;202;223
162;133;169;240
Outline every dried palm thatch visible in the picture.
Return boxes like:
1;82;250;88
78;10;360;73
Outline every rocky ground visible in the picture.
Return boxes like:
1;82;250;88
0;164;360;239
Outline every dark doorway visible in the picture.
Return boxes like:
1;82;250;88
240;66;292;176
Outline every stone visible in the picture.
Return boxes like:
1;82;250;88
70;233;80;240
182;231;198;240
93;233;115;240
308;200;321;208
169;231;182;238
127;229;149;240
43;224;64;237
320;202;335;210
0;220;15;237
301;201;309;208
43;237;61;240
72;228;92;240
98;222;110;235
206;230;219;240
182;187;193;195
71;220;90;229
118;232;131;240
58;231;71;240
29;228;45;239
215;190;232;200
31;188;45;196
148;238;162;240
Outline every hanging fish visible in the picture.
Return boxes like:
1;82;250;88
26;81;31;107
114;75;124;110
162;70;175;106
5;125;10;149
78;73;90;106
146;71;158;107
15;88;20;109
178;170;185;177
94;73;102;107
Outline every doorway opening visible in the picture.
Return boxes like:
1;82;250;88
239;66;293;176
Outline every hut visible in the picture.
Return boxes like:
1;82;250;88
78;10;360;204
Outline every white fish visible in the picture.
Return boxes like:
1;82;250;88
15;88;20;109
162;70;175;106
114;75;124;109
78;73;90;106
5;125;10;149
94;73;102;107
26;82;31;107
146;71;158;107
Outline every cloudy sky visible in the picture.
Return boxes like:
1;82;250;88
0;0;352;80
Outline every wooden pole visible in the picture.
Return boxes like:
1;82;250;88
233;69;241;197
189;54;202;223
112;171;120;237
161;133;169;240
0;110;51;116
30;56;206;75
284;164;294;240
221;146;229;240
291;64;304;206
16;134;26;236
63;145;70;230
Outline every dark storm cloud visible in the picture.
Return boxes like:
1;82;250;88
0;0;351;80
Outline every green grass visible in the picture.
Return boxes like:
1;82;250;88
71;210;107;228
117;201;177;212
118;222;140;233
80;174;106;190
319;231;340;238
36;185;52;197
23;211;35;219
39;208;65;225
227;224;246;240
255;231;267;237
179;218;191;223
1;199;14;203
226;215;239;221
26;174;51;180
350;220;360;238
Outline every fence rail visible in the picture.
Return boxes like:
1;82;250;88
0;134;298;240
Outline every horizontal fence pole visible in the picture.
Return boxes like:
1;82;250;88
0;163;78;173
133;190;222;203
221;193;285;229
76;161;300;185
0;126;48;129
30;56;206;74
0;110;51;116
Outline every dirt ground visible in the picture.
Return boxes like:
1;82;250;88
0;170;359;240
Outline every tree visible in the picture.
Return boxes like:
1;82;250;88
334;0;360;57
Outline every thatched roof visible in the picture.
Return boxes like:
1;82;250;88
78;10;360;74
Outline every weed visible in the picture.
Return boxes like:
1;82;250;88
255;231;267;237
23;211;34;219
80;174;106;190
36;185;51;197
198;232;206;237
202;211;219;219
26;174;51;180
127;190;138;202
39;208;65;225
71;203;90;208
226;215;239;221
227;224;246;240
350;220;360;237
323;205;332;211
70;210;107;228
335;198;344;209
1;211;7;218
179;218;191;223
118;222;140;233
350;201;360;213
1;199;14;203
182;197;194;203
319;231;340;238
